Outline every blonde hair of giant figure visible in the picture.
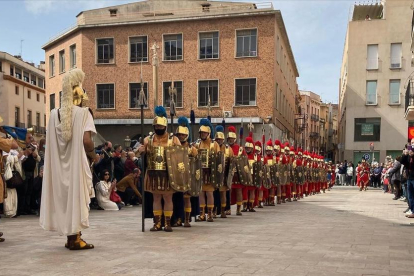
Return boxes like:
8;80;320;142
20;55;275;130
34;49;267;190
61;69;85;142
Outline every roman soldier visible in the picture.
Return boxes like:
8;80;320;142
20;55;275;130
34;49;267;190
242;136;256;212
228;126;244;216
278;141;289;203
273;140;282;204
289;146;298;201
138;106;182;232
172;116;198;228
296;148;304;199
358;159;370;191
214;125;234;218
303;151;310;196
284;143;293;202
194;119;221;222
261;139;274;207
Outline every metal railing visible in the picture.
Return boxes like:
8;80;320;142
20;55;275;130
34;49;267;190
310;132;319;138
311;114;319;121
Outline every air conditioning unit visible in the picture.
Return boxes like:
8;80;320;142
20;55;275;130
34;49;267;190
224;111;233;118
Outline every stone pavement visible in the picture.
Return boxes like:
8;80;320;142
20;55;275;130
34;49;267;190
1;186;414;276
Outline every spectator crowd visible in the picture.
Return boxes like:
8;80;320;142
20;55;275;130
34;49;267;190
1;134;143;219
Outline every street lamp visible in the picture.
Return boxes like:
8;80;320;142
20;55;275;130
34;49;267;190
124;135;131;148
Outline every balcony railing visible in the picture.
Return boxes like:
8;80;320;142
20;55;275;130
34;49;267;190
33;126;46;134
311;114;319;122
310;132;320;139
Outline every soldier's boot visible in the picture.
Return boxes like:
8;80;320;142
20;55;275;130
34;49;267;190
172;217;183;227
270;197;276;206
150;213;162;232
277;196;282;204
67;232;94;250
282;196;286;203
293;194;297;201
241;202;248;212
220;204;227;218
207;207;214;222
164;214;173;232
258;201;263;208
286;197;292;202
184;211;191;227
249;201;256;212
212;207;217;219
236;203;243;216
196;207;206;222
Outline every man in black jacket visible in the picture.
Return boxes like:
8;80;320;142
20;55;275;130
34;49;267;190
401;146;414;218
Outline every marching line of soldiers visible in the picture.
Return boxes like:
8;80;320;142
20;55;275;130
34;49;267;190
138;106;336;232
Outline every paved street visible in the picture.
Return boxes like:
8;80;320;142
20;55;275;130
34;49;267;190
1;186;414;276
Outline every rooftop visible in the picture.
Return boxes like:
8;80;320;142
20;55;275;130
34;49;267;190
0;51;45;76
351;1;383;21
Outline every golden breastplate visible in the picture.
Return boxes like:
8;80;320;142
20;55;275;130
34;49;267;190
267;159;274;166
148;146;167;170
199;149;210;168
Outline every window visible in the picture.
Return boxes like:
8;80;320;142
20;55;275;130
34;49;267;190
58;50;65;73
30;75;37;86
129;83;148;108
389;79;400;104
163;81;183;108
275;82;279;109
36;112;40;128
50;94;55;110
164;34;183;61
198;80;219;107
97;84;115;109
36;93;40;102
70;44;77;68
235;78;256;106
390;43;402;69
59;91;62;107
15;107;20;127
0;61;2;72
129;36;148;62
15;86;19;95
199;32;219;59
367;44;378;70
366;80;377;105
44;114;46;127
15;68;22;79
28;90;31;99
236;29;257;57
27;110;32;128
354;118;381;141
23;71;29;82
276;36;280;64
96;38;114;64
10;66;14;76
49;55;55;77
38;78;44;89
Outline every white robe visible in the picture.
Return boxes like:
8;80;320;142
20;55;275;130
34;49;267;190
40;106;96;236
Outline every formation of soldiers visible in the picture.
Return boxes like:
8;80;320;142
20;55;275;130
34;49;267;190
139;107;336;232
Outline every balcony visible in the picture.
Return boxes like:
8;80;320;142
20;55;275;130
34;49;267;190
309;132;319;139
15;122;25;128
405;80;414;120
311;114;319;122
33;126;46;135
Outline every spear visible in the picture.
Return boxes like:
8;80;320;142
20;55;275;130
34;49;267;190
239;118;244;145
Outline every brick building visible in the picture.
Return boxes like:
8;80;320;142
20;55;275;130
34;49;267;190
43;0;299;145
299;90;321;153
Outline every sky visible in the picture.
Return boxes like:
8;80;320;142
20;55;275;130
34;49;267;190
0;0;356;103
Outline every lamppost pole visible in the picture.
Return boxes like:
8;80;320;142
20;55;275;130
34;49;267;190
138;60;147;233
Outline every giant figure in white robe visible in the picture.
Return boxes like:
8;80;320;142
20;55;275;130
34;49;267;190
40;68;96;250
